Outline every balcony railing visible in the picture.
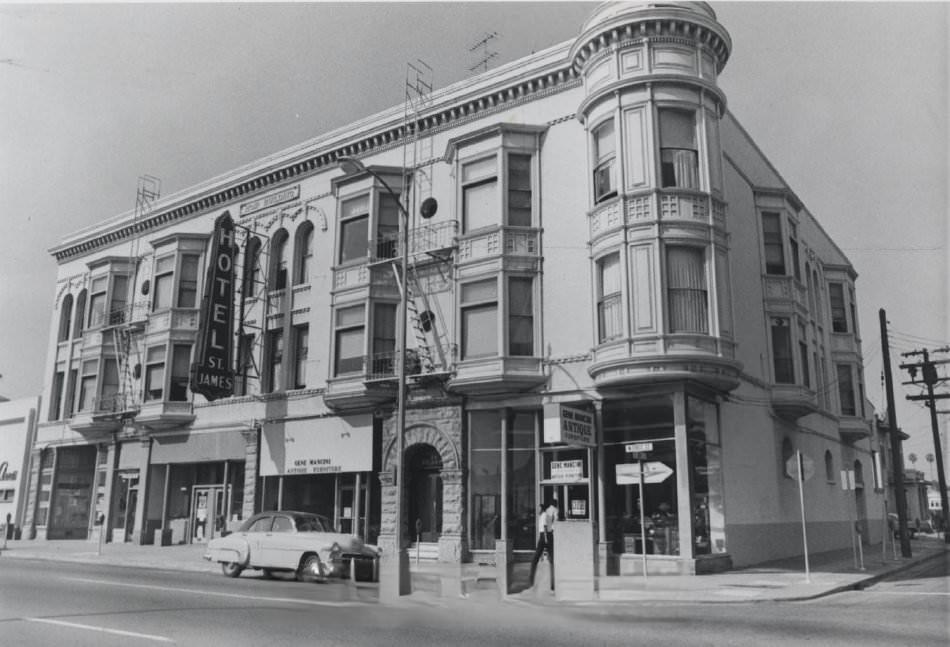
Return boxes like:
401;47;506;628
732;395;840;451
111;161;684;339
371;221;459;264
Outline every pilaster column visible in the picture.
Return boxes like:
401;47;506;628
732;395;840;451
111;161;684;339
133;437;152;545
240;426;260;521
438;468;465;562
23;448;42;538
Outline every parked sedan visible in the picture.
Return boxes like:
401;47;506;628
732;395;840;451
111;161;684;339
204;511;378;582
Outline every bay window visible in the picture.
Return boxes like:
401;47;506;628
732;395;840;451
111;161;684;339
462;157;498;232
771;318;794;384
461;279;498;359
100;358;119;411
507;154;532;227
592;119;616;203
762;212;786;275
339;196;369;264
153;253;199;311
658;109;698;189
87;275;108;328
78;359;98;411
334;305;365;375
837;363;856;416
508;277;534;356
597;253;623;343
667;246;708;334
371;303;396;377
829;283;848;333
169;344;192;401
144;346;165;401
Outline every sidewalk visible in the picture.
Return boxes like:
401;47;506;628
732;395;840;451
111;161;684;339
1;533;946;606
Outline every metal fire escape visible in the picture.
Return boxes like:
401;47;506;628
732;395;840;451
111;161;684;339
398;60;455;380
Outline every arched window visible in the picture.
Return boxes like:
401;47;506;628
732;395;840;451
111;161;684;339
58;294;73;342
270;229;289;291
294;221;314;286
73;289;87;337
242;236;262;298
824;450;834;482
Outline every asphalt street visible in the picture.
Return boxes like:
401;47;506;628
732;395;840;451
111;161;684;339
1;554;947;646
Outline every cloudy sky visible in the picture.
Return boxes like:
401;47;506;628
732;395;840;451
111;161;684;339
0;1;946;461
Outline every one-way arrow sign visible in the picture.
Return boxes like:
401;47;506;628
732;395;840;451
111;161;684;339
616;461;674;485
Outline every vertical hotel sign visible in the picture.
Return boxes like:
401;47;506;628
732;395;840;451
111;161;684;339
191;212;237;400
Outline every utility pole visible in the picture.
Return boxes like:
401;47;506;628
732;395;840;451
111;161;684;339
880;310;912;557
899;346;950;543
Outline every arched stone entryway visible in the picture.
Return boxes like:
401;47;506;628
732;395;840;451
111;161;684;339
379;419;465;561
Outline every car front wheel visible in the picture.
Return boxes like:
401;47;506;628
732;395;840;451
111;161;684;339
221;562;244;578
296;554;324;583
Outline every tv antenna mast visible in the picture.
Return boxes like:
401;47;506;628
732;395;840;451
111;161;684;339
469;31;499;74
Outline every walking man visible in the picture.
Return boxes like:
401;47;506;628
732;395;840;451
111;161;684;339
529;500;558;589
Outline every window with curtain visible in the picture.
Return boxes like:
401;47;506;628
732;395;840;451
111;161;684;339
144;346;164;401
463;156;498;232
507;154;532;227
597;253;623;342
508;277;533;356
762;212;786;275
593;119;616;203
376;193;401;259
771;318;794;384
461;279;498;359
667;246;708;333
339;196;369;263
829;283;848;333
293;325;309;389
659;109;698;189
152;255;175;311
266;329;284;392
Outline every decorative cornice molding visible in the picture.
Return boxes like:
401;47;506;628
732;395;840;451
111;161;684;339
51;59;582;263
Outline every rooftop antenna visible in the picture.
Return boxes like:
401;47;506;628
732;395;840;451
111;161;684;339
469;31;499;74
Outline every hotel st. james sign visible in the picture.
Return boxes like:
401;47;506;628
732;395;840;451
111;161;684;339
239;185;300;217
190;212;237;401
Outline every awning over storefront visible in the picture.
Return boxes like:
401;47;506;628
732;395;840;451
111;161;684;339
260;414;373;477
150;430;246;464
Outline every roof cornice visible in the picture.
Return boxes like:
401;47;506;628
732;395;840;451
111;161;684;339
51;41;582;263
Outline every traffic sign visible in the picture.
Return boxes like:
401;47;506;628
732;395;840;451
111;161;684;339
785;453;815;481
625;442;654;453
616;461;674;485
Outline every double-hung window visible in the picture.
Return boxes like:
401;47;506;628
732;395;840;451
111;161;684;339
293;324;309;389
667;246;708;334
334;305;365;375
658;109;698;189
371;303;396;377
507;154;532;227
461;279;498;359
829;283;848;333
153;253;199;311
597;253;623;343
271;230;289;291
798;322;810;388
100;358;120;411
87;276;109;328
771;318;794;384
168;345;192;401
593;119;616;203
144;346;165;401
762;212;786;275
508;277;534;356
339;196;370;264
58;295;73;342
837;364;856;416
462;157;498;233
266;330;284;393
78;359;98;411
788;222;801;282
152;254;176;311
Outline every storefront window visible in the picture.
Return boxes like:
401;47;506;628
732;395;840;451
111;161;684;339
507;412;536;550
687;396;725;555
602;396;677;556
470;411;502;550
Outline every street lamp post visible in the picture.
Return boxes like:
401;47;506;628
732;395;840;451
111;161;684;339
338;156;417;599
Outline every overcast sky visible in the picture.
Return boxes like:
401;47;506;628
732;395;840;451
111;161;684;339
0;1;946;461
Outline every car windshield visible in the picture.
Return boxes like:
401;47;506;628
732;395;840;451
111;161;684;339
295;515;330;532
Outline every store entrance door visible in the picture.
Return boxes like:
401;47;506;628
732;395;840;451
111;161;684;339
191;485;226;544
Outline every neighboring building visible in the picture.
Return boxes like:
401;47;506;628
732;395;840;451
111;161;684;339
30;2;883;592
0;395;40;539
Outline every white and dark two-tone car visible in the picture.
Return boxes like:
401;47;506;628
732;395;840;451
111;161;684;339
204;510;379;582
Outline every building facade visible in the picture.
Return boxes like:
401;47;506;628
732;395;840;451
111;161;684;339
0;396;40;539
30;2;887;590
